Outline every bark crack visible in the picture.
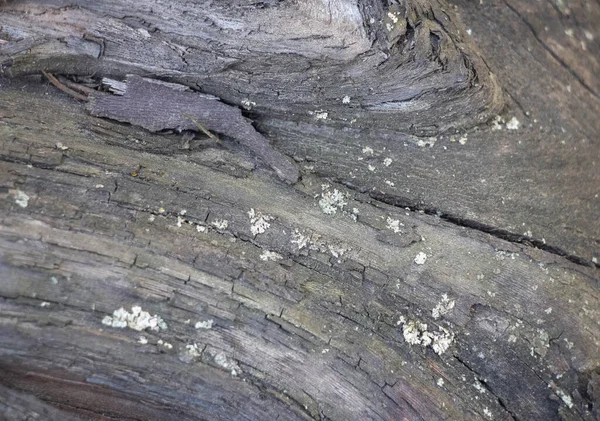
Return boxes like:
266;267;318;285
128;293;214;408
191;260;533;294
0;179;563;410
365;189;598;270
453;355;520;421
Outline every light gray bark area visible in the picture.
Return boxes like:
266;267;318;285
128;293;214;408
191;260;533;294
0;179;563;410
0;0;599;420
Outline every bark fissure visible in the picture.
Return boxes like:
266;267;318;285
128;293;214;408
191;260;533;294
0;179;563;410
366;189;598;269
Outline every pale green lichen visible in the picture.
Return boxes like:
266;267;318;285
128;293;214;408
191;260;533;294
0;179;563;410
241;98;257;110
291;229;310;250
386;217;402;233
12;190;30;208
260;250;283;261
399;318;454;355
101;306;168;332
311;110;328;120
319;187;347;215
362;146;374;155
212;219;229;230
555;388;574;408
185;343;202;357
432;294;455;319
211;351;240;376
506;117;520;130
414;252;427;265
157;339;173;350
248;208;273;235
195;319;214;329
328;244;348;259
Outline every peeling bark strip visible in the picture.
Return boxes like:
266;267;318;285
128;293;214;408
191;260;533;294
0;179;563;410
1;0;502;136
87;76;299;184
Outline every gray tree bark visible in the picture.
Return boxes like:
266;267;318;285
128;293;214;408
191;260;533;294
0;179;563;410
0;0;599;420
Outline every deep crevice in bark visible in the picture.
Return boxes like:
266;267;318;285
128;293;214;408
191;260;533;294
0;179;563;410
367;190;598;269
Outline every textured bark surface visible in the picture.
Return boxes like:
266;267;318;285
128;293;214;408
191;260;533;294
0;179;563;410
0;0;599;420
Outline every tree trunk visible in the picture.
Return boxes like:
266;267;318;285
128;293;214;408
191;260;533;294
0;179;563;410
0;0;598;420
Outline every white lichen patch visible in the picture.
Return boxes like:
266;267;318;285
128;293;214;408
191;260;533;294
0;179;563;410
212;219;229;230
312;110;328;120
40;302;50;308
506;117;520;130
385;180;395;186
416;137;437;147
291;229;310;250
55;142;68;150
368;164;376;172
319;187;347;215
328;244;348;259
386;217;403;234
157;339;173;350
387;11;399;23
432;294;455;319
431;329;454;354
342;95;351;104
260;250;283;261
491;115;505;131
241;98;257;110
196;224;206;233
176;216;184;227
555;388;574;408
483;407;493;418
414;252;427;265
12;190;30;208
383;157;393;166
138;336;148;344
437;378;445;387
399;319;454;355
362;146;374;155
185;343;203;358
473;381;486;394
458;135;468;145
101;306;168;332
195;319;214;329
495;250;519;260
212;351;240;376
248;208;273;236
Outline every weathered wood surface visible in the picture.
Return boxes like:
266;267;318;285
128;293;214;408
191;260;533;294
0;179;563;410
1;0;597;264
0;0;599;420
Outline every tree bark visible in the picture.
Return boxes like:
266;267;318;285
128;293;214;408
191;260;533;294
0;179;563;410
0;0;599;420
